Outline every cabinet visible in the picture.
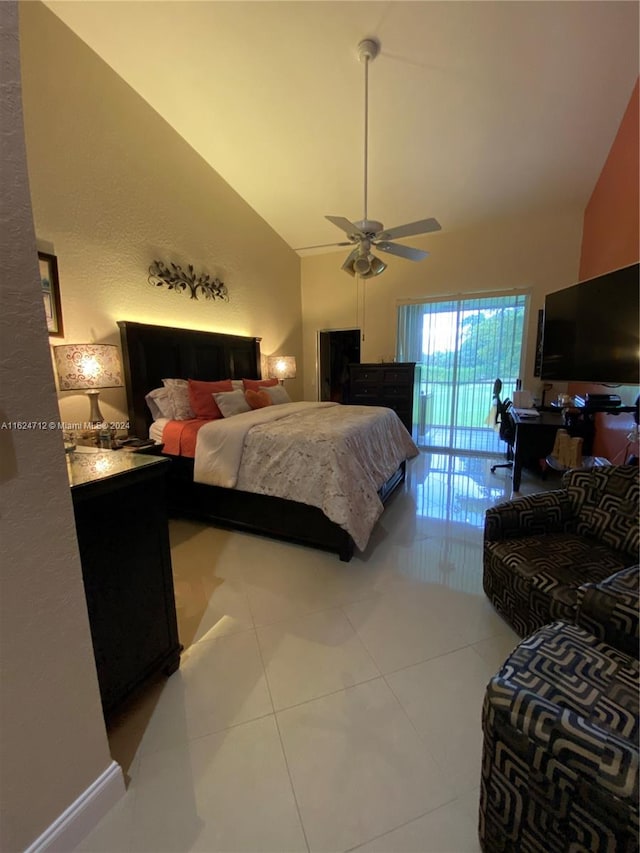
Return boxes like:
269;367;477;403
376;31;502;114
68;450;181;721
349;362;416;433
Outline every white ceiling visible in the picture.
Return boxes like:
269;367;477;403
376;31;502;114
46;1;639;257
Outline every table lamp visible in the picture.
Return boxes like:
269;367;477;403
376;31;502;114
54;343;123;424
267;355;296;385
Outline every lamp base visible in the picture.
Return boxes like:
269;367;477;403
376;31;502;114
86;390;105;425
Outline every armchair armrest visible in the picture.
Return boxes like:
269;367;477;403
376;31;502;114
484;490;576;542
576;565;640;659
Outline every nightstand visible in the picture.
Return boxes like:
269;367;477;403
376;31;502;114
67;449;181;721
120;441;164;455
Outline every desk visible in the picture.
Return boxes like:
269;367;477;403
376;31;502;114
510;410;594;491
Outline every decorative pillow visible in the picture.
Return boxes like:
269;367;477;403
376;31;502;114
245;389;273;410
213;389;251;418
242;377;279;391
263;384;292;405
188;379;233;419
231;379;243;391
165;383;195;420
145;388;176;420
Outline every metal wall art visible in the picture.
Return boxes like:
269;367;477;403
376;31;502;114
148;260;228;302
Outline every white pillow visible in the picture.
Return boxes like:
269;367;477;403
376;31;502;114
263;384;292;405
231;379;243;391
213;389;251;418
145;387;176;420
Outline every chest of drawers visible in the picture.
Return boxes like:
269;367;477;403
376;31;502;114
349;362;416;433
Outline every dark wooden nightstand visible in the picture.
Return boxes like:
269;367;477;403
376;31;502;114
120;441;164;455
67;449;181;721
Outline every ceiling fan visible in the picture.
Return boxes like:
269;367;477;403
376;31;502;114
296;38;441;278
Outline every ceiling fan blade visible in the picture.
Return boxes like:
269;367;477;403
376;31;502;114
375;241;428;262
377;217;441;241
295;241;353;250
326;216;366;238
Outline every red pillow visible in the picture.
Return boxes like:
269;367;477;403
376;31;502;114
242;378;279;391
245;389;273;410
188;378;233;419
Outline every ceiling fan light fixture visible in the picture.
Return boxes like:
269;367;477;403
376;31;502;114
341;248;359;276
365;255;387;277
350;254;387;278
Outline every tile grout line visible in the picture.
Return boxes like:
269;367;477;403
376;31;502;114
253;623;312;853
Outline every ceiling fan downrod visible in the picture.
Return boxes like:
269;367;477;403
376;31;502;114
357;38;379;227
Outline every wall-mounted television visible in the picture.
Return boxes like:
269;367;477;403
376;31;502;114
541;263;639;384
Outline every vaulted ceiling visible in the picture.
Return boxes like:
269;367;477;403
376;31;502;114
45;1;639;256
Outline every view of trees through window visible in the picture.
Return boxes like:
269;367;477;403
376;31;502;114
397;293;528;452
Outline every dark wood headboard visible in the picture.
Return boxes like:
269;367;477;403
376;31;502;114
118;321;262;438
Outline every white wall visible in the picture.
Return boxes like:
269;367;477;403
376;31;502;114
19;1;302;429
301;207;584;401
0;4;117;850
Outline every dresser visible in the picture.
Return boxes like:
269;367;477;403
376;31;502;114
349;362;416;433
68;449;181;721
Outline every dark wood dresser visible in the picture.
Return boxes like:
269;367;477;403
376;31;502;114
68;449;181;722
349;362;416;433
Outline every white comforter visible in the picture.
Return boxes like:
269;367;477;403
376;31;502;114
193;401;418;551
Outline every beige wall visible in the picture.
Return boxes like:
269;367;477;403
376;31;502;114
301;208;585;402
0;3;115;850
19;1;302;428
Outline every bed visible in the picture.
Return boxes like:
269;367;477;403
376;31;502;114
118;320;417;561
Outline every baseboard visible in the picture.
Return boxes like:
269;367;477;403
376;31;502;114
24;760;126;853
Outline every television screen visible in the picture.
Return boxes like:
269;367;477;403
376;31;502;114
541;263;639;383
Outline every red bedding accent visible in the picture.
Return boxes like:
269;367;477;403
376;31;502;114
162;418;209;458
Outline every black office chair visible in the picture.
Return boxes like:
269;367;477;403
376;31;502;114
490;379;515;474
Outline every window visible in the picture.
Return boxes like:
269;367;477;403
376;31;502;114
397;292;529;452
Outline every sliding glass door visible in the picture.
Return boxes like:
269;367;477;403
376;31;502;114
397;292;529;452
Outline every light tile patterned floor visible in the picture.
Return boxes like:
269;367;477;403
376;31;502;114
77;452;554;853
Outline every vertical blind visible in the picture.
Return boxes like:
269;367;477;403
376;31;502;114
397;292;529;452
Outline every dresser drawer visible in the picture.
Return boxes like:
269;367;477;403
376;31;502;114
352;388;379;403
384;400;410;416
382;368;412;385
382;385;411;401
351;379;379;395
350;367;381;383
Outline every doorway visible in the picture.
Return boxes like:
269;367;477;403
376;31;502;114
318;329;361;403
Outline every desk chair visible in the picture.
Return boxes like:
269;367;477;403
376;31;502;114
490;379;515;474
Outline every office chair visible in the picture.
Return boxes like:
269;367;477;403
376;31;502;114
490;379;515;474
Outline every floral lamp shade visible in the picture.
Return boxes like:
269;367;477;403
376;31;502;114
54;344;123;391
267;356;296;383
54;344;123;425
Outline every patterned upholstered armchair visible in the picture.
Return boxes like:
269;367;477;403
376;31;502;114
483;465;639;637
479;617;639;852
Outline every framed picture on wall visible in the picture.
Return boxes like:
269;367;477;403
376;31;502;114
38;251;63;337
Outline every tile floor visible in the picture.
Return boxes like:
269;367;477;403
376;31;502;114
77;452;555;853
